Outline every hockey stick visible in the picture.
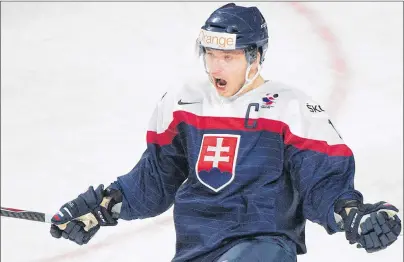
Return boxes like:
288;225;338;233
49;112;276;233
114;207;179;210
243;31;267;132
1;207;98;231
1;207;52;223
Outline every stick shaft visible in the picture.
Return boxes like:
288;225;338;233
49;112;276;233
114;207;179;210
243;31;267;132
1;207;53;223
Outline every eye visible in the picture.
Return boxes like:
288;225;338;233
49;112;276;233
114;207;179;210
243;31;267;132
224;55;232;61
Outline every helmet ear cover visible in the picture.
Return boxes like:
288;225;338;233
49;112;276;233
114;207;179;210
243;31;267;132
245;45;259;65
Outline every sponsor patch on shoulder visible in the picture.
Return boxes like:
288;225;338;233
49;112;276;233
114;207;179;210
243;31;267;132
306;102;325;113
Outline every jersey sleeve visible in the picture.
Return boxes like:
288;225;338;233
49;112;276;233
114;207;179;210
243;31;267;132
283;93;363;234
107;91;189;220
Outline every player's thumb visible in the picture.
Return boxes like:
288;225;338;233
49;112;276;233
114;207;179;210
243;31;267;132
51;185;105;225
51;199;87;225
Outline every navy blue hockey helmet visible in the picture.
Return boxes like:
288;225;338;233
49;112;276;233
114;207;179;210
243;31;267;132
198;3;269;64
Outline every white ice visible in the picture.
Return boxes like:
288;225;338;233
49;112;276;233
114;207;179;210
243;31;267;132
1;2;403;262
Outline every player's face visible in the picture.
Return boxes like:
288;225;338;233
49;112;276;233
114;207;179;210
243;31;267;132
204;48;251;97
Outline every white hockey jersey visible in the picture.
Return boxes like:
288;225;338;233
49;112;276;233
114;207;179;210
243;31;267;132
109;80;363;262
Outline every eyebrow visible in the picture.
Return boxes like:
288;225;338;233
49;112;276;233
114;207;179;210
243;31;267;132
206;49;244;54
223;50;243;54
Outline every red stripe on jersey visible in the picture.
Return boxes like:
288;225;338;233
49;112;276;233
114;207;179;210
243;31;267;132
282;125;352;156
146;110;352;157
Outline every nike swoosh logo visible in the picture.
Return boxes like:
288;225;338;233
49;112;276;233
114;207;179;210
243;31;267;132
178;99;200;105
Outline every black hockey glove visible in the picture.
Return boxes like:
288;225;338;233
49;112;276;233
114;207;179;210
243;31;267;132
50;184;122;245
334;199;402;253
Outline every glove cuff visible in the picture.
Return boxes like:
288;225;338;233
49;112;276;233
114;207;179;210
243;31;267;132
92;186;123;225
334;199;363;239
80;184;123;226
102;186;122;215
334;199;362;215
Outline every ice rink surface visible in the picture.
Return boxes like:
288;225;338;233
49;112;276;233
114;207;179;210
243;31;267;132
1;2;403;262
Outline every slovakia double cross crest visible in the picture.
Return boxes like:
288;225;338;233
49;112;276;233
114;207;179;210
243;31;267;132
196;134;240;192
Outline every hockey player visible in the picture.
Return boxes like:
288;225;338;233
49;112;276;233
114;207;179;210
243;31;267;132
49;3;402;262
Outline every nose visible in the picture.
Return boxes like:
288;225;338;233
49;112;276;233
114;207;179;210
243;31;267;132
210;67;223;76
209;60;225;75
206;56;226;76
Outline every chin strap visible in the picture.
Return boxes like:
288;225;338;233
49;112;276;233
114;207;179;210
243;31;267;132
231;63;262;98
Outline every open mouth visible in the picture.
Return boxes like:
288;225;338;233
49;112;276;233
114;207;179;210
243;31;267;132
214;78;227;90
